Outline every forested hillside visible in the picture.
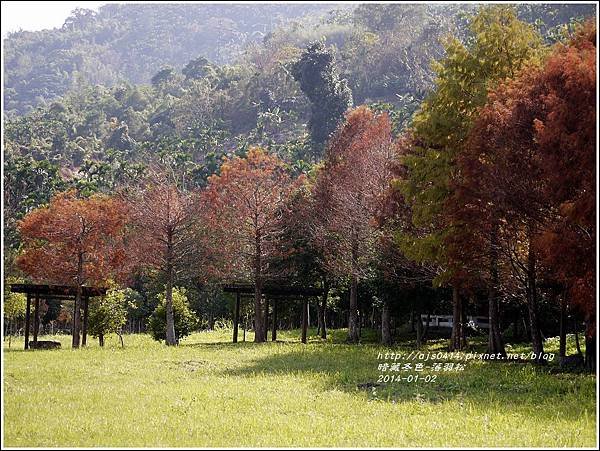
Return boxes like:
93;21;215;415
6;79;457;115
5;3;593;115
2;4;598;448
4;3;345;114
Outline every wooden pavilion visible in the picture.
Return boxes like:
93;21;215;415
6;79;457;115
9;283;106;349
223;283;324;344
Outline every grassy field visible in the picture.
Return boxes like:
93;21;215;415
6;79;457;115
2;329;596;447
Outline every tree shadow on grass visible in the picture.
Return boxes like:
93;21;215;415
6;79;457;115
209;343;595;418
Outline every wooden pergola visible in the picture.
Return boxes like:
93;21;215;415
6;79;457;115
10;284;107;349
223;283;324;344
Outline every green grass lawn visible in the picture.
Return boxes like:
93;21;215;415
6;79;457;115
3;329;596;447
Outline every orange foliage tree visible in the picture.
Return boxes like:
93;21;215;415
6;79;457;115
534;22;596;369
201;147;298;343
17;190;129;348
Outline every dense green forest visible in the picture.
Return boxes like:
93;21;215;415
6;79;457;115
4;3;345;114
3;3;596;361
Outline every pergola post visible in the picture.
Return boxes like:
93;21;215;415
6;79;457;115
33;293;40;347
233;291;240;343
24;293;31;350
301;298;308;344
272;300;277;341
222;284;325;345
82;296;89;346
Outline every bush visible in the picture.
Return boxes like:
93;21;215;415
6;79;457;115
88;286;131;346
148;287;197;343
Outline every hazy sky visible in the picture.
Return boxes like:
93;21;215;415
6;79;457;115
2;1;107;35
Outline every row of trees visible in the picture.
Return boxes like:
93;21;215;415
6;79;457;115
7;7;595;370
5;5;594;272
13;110;390;347
393;14;595;366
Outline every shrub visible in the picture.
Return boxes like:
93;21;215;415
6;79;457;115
148;287;197;343
88;286;132;346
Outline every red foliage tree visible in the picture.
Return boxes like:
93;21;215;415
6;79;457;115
533;21;596;369
375;138;440;346
201;147;297;343
17;190;128;348
313;106;395;343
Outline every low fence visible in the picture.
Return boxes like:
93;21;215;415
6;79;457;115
420;314;490;329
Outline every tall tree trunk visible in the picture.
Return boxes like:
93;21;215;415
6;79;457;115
82;296;89;346
254;233;265;343
450;286;463;351
243;314;247;342
359;309;362;337
381;297;392;346
264;298;269;341
301;298;308;344
487;292;505;356
348;274;360;343
558;292;567;366
33;293;40;346
460;296;468;349
319;281;328;339
348;235;360;343
416;305;424;348
422;312;431;341
575;322;583;356
488;223;505;355
99;333;104;347
233;292;240;343
526;232;544;361
370;306;375;329
164;234;177;346
585;316;596;372
522;307;531;341
24;293;31;350
72;252;84;348
271;300;277;341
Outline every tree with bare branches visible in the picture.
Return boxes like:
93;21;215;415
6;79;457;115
313;106;395;343
124;168;199;346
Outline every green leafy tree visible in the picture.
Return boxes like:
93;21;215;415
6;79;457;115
151;66;177;88
88;286;133;347
148;287;197;343
182;56;219;81
3;156;68;255
291;42;353;158
3;277;27;347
